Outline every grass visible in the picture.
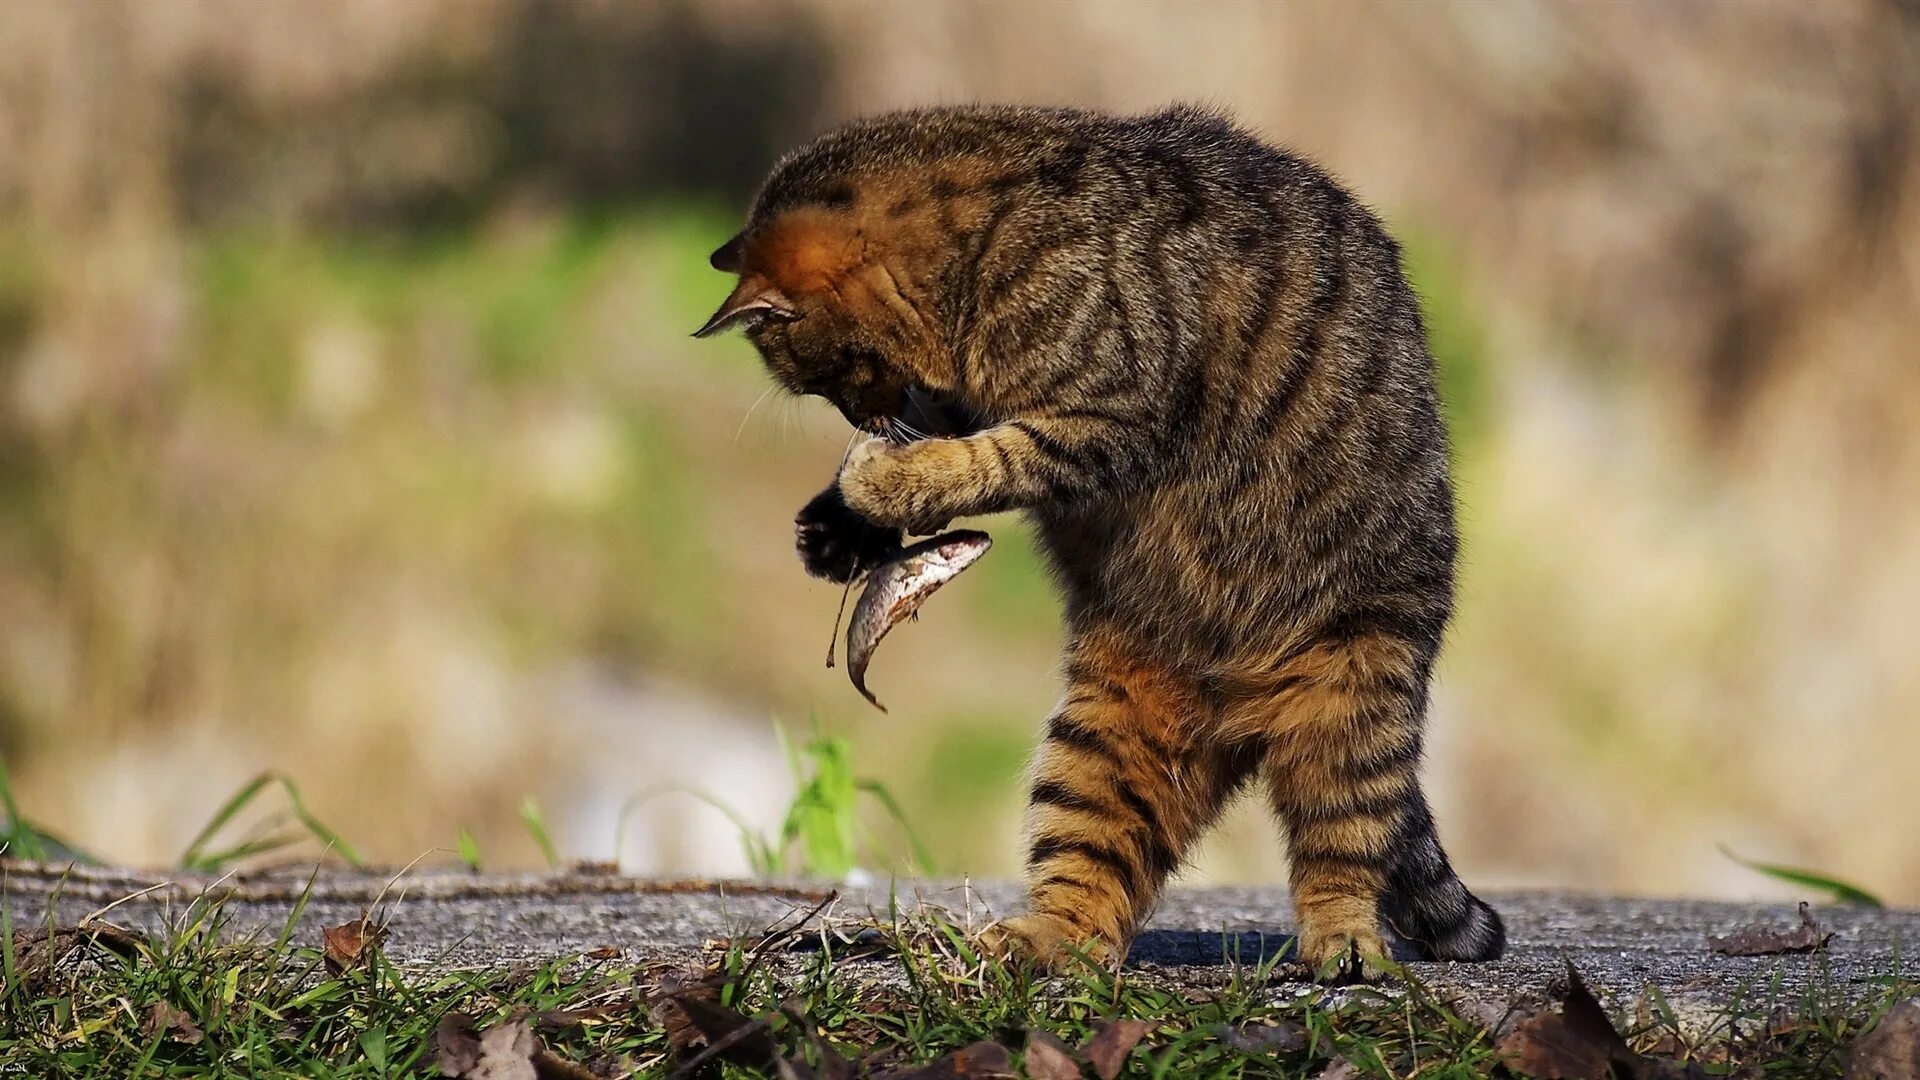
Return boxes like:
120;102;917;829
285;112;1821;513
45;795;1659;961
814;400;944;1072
1;741;1914;1076
0;878;1912;1079
178;772;367;873
0;757;95;866
1721;846;1885;909
617;720;935;880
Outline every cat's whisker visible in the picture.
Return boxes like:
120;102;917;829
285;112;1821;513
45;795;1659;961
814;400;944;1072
734;384;777;445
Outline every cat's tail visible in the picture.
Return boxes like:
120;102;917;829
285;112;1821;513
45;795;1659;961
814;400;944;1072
1379;797;1505;961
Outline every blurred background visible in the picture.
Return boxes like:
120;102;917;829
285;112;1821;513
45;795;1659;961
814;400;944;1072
1;0;1917;903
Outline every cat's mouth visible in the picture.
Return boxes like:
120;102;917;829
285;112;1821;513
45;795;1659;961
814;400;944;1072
867;384;983;443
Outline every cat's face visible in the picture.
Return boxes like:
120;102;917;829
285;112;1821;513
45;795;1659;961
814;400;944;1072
696;209;951;429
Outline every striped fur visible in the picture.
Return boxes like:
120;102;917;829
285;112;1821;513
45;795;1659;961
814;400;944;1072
702;105;1504;978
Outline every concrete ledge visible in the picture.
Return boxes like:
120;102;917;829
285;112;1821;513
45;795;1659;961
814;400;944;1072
5;862;1913;1018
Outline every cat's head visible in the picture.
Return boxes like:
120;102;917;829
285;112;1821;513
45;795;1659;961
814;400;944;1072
695;206;955;429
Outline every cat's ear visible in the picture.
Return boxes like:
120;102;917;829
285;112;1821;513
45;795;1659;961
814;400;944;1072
692;275;797;338
709;232;746;272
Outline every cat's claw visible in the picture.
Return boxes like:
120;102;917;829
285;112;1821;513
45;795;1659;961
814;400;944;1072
1297;928;1394;985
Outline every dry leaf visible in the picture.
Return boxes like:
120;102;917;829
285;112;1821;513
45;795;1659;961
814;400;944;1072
1023;1030;1083;1080
1847;999;1920;1080
1498;1011;1613;1080
443;1018;541;1080
8;922;142;989
434;1014;597;1080
1317;1060;1363;1080
873;1041;1015;1080
321;916;387;974
143;1001;204;1045
437;1014;485;1075
1707;902;1832;957
1219;1020;1307;1055
1494;966;1639;1080
1083;1020;1152;1080
642;967;775;1073
644;967;725;1057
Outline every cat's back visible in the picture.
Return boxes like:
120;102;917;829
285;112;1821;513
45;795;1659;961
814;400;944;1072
752;103;1343;218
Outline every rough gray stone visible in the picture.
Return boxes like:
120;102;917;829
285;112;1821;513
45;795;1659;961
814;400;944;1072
4;862;1913;1021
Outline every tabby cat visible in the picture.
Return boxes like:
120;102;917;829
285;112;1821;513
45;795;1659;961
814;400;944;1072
697;104;1504;978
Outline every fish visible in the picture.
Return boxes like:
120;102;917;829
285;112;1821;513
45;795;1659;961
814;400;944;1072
842;529;992;712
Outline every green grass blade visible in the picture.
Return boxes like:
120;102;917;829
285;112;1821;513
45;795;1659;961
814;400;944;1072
179;771;363;870
520;797;559;867
273;863;323;957
178;772;275;869
0;754;94;863
619;786;782;876
456;828;483;871
275;772;366;867
1720;845;1883;907
185;832;304;872
0;754;25;835
857;779;936;874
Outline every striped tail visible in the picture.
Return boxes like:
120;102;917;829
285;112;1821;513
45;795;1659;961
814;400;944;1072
1380;797;1505;961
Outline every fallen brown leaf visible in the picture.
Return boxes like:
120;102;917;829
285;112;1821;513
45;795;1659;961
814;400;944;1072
872;1041;1015;1080
1023;1030;1083;1080
643;967;726;1058
434;1013;599;1080
437;1016;539;1080
1219;1020;1308;1055
143;1001;204;1045
1707;902;1832;957
1083;1020;1152;1080
437;1014;485;1076
8;922;142;989
641;968;776;1076
1495;965;1639;1080
321;915;387;975
1847;999;1920;1080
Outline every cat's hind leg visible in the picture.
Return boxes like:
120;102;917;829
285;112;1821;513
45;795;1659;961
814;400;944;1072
1378;795;1505;961
1248;631;1448;981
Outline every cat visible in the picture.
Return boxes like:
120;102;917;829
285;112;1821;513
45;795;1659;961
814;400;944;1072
696;104;1504;979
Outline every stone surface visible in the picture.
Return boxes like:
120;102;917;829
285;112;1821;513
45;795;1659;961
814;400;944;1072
5;861;1914;1020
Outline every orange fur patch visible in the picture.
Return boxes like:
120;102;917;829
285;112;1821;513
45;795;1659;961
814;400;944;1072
746;209;863;297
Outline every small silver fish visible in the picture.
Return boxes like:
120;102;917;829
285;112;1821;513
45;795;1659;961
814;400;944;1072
844;529;992;712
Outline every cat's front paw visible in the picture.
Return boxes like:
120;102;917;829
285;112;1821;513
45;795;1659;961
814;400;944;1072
838;436;952;535
978;914;1116;972
795;487;901;583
